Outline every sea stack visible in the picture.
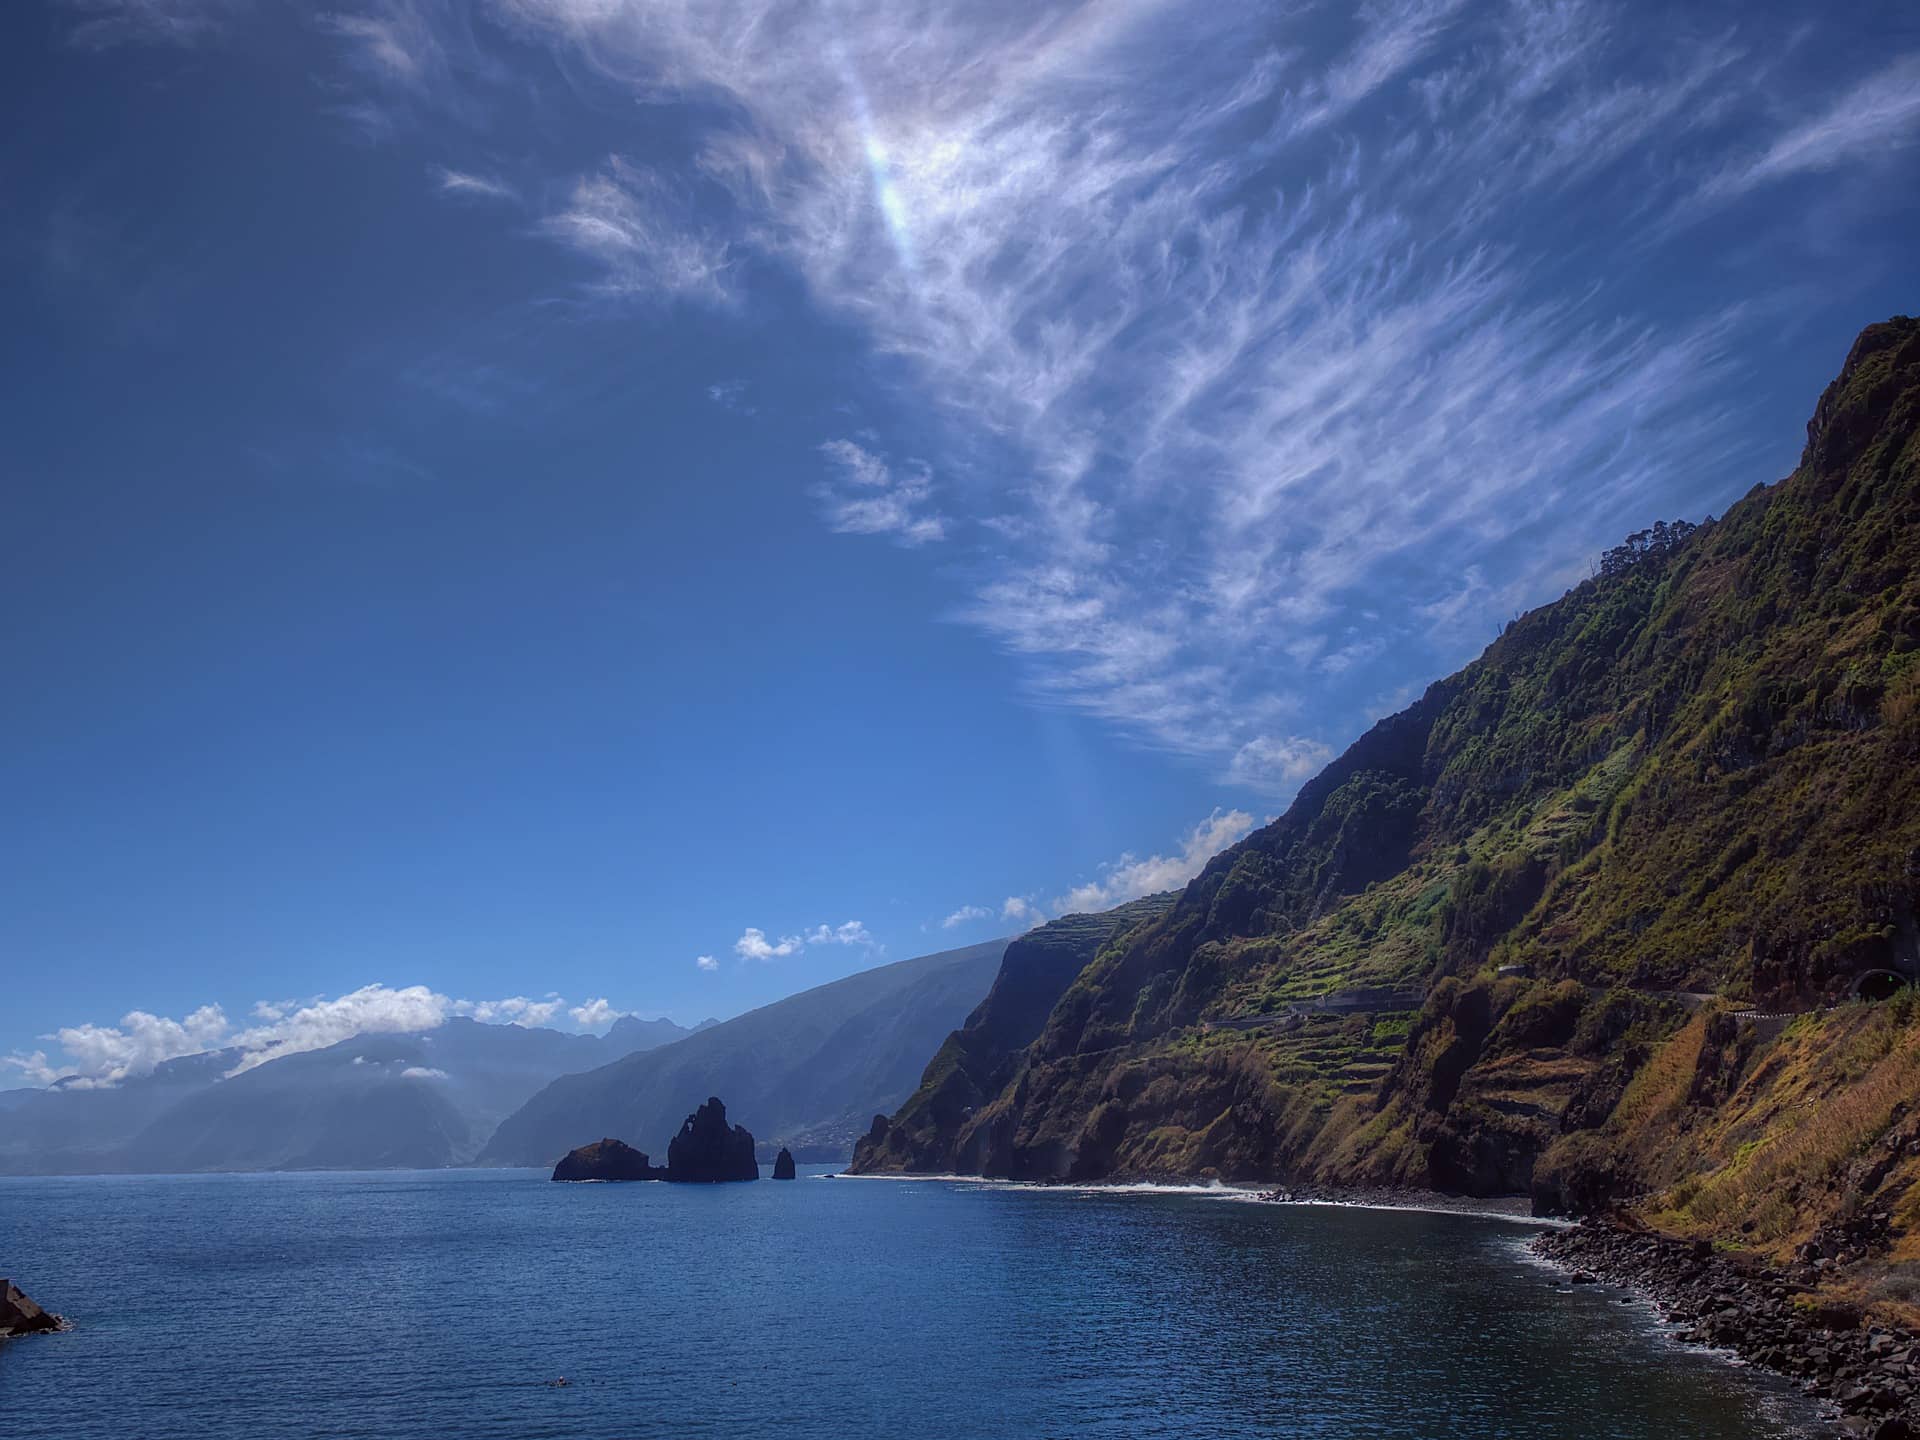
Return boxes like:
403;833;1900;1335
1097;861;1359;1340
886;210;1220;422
772;1147;796;1180
0;1280;66;1338
551;1137;668;1182
665;1097;759;1182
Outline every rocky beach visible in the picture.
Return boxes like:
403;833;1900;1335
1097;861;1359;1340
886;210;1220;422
1533;1222;1920;1438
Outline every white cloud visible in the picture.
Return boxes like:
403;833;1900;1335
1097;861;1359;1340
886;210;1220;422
942;904;991;929
707;379;755;413
487;0;1780;799
1053;808;1257;915
448;994;565;1030
815;440;946;546
1000;896;1044;932
5;982;602;1088
734;926;802;961
57;0;239;49
695;954;719;972
1226;736;1335;794
1715;54;1920;198
0;1004;232;1090
568;997;626;1029
400;1065;449;1080
433;167;517;203
322;9;436;86
803;920;875;947
72;3;1898;808
540;157;734;303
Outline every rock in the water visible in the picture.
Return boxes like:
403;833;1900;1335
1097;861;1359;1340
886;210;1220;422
551;1137;667;1183
666;1097;759;1182
0;1280;65;1338
772;1147;797;1180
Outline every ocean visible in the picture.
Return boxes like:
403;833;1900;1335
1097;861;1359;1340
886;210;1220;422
0;1168;1822;1438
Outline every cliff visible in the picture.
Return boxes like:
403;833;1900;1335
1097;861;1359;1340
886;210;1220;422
864;318;1920;1321
666;1097;758;1182
850;895;1175;1173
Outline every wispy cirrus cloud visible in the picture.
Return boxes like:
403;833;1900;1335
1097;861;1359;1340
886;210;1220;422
76;2;1909;801
1705;53;1920;201
57;0;241;49
432;166;518;203
540;157;736;303
481;0;1821;795
815;439;946;546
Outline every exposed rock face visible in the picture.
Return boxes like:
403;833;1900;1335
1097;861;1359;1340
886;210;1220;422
848;895;1177;1176
551;1137;666;1182
1535;1223;1920;1433
772;1147;796;1180
867;318;1920;1224
665;1097;758;1182
0;1280;65;1338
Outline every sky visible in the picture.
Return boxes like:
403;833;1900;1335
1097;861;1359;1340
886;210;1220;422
2;0;1917;1087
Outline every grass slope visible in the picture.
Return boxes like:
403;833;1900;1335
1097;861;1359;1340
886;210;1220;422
898;318;1920;1322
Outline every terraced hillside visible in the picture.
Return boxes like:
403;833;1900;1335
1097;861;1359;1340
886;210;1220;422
853;318;1920;1317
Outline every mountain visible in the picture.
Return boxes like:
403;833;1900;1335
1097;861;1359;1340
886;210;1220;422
0;1015;695;1174
479;940;1009;1167
850;318;1920;1286
853;896;1177;1173
0;1049;241;1174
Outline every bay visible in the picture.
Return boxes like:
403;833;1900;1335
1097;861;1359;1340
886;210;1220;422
0;1169;1821;1438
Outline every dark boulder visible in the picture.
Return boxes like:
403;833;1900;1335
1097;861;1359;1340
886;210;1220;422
0;1280;65;1338
772;1147;797;1180
666;1097;759;1183
552;1137;667;1182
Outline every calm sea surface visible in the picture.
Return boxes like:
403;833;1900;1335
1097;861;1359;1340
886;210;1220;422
0;1168;1822;1438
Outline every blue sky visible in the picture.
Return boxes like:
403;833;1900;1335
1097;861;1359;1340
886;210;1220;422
3;0;1916;1086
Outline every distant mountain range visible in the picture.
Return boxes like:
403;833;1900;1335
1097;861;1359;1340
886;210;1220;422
479;939;1009;1166
0;1013;705;1175
0;940;1012;1174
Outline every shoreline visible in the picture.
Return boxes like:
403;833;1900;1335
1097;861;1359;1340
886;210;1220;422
1530;1223;1920;1438
836;1169;1560;1226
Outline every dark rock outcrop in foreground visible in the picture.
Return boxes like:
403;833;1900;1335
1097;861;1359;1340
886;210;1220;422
551;1137;667;1182
772;1147;796;1180
1;1280;66;1338
1535;1223;1916;1437
666;1097;758;1182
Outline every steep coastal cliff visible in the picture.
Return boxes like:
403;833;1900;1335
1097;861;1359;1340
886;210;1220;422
854;319;1920;1321
852;895;1175;1173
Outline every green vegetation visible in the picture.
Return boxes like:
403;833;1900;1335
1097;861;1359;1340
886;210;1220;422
861;319;1920;1317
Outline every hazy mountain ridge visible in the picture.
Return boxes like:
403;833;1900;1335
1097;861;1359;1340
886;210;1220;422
0;1014;695;1174
851;318;1920;1316
479;940;1009;1166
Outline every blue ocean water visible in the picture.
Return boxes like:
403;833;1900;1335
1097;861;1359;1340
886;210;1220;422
0;1169;1822;1438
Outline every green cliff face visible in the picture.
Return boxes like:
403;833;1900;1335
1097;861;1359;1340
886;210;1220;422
850;894;1176;1174
862;319;1920;1307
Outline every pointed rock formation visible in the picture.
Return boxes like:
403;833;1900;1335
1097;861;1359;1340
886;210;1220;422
665;1097;758;1182
1;1280;65;1338
772;1147;796;1180
551;1137;666;1182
